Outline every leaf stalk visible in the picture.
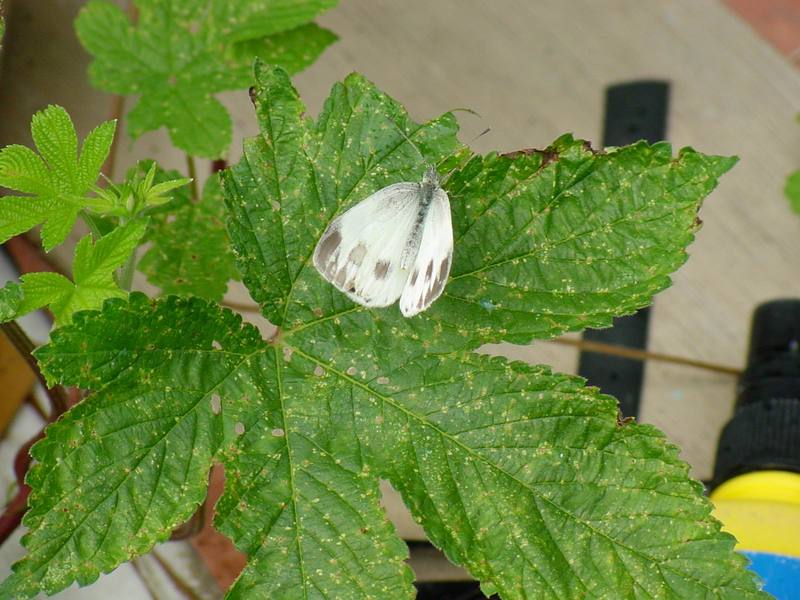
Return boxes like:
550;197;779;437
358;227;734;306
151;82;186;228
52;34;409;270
186;155;199;202
550;336;742;377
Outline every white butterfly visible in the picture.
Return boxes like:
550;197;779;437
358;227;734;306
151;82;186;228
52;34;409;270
313;165;453;317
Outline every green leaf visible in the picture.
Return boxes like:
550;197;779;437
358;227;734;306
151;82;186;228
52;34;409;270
213;0;338;42
443;142;736;343
0;281;23;322
10;222;146;325
7;67;761;599
0;105;116;251
138;174;240;300
92;160;192;218
75;0;339;158
232;23;338;75
785;169;800;214
224;63;736;351
4;293;765;598
3;294;413;599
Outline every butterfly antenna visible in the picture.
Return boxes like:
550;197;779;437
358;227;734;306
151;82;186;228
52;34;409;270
471;127;491;143
392;121;427;164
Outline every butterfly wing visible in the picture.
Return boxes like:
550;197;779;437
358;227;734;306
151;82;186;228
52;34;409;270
399;187;453;317
313;182;421;307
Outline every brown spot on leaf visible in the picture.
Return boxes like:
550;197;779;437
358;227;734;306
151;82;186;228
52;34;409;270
616;410;635;427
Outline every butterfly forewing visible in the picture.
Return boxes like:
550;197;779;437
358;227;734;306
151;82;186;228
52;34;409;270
313;183;421;307
399;187;453;317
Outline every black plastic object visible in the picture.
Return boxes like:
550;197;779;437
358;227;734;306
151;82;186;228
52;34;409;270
712;300;800;488
578;81;670;418
416;581;497;600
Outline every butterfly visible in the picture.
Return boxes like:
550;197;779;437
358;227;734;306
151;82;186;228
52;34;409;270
313;164;453;317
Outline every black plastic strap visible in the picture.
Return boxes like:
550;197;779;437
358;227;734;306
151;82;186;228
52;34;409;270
577;81;670;419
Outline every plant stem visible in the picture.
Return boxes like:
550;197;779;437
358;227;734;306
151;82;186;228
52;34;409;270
549;337;742;377
1;321;69;414
118;247;138;292
221;299;261;313
186;155;199;201
102;94;126;179
0;430;44;546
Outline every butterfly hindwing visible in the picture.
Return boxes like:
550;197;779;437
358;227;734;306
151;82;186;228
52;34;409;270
313;182;421;307
399;187;453;317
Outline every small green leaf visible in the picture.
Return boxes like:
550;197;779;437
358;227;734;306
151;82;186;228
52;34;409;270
77;120;117;190
785;169;800;214
231;23;338;75
91;160;191;218
139;174;240;300
16;272;74;317
213;0;338;42
0;105;116;251
75;0;339;158
0;281;24;322
10;221;146;325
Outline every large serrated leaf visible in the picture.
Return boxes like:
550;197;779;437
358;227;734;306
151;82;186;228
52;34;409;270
3;294;414;599
5;292;765;598
75;0;338;158
4;65;764;599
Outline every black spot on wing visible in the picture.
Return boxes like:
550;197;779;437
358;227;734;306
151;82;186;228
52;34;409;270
316;228;342;272
410;269;419;285
425;260;434;279
424;253;452;308
348;243;367;266
438;254;451;281
374;261;390;279
334;268;347;287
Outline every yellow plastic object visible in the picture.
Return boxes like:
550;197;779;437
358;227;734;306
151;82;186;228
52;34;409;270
711;471;800;558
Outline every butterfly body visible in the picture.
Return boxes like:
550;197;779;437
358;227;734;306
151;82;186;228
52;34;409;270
313;165;453;317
